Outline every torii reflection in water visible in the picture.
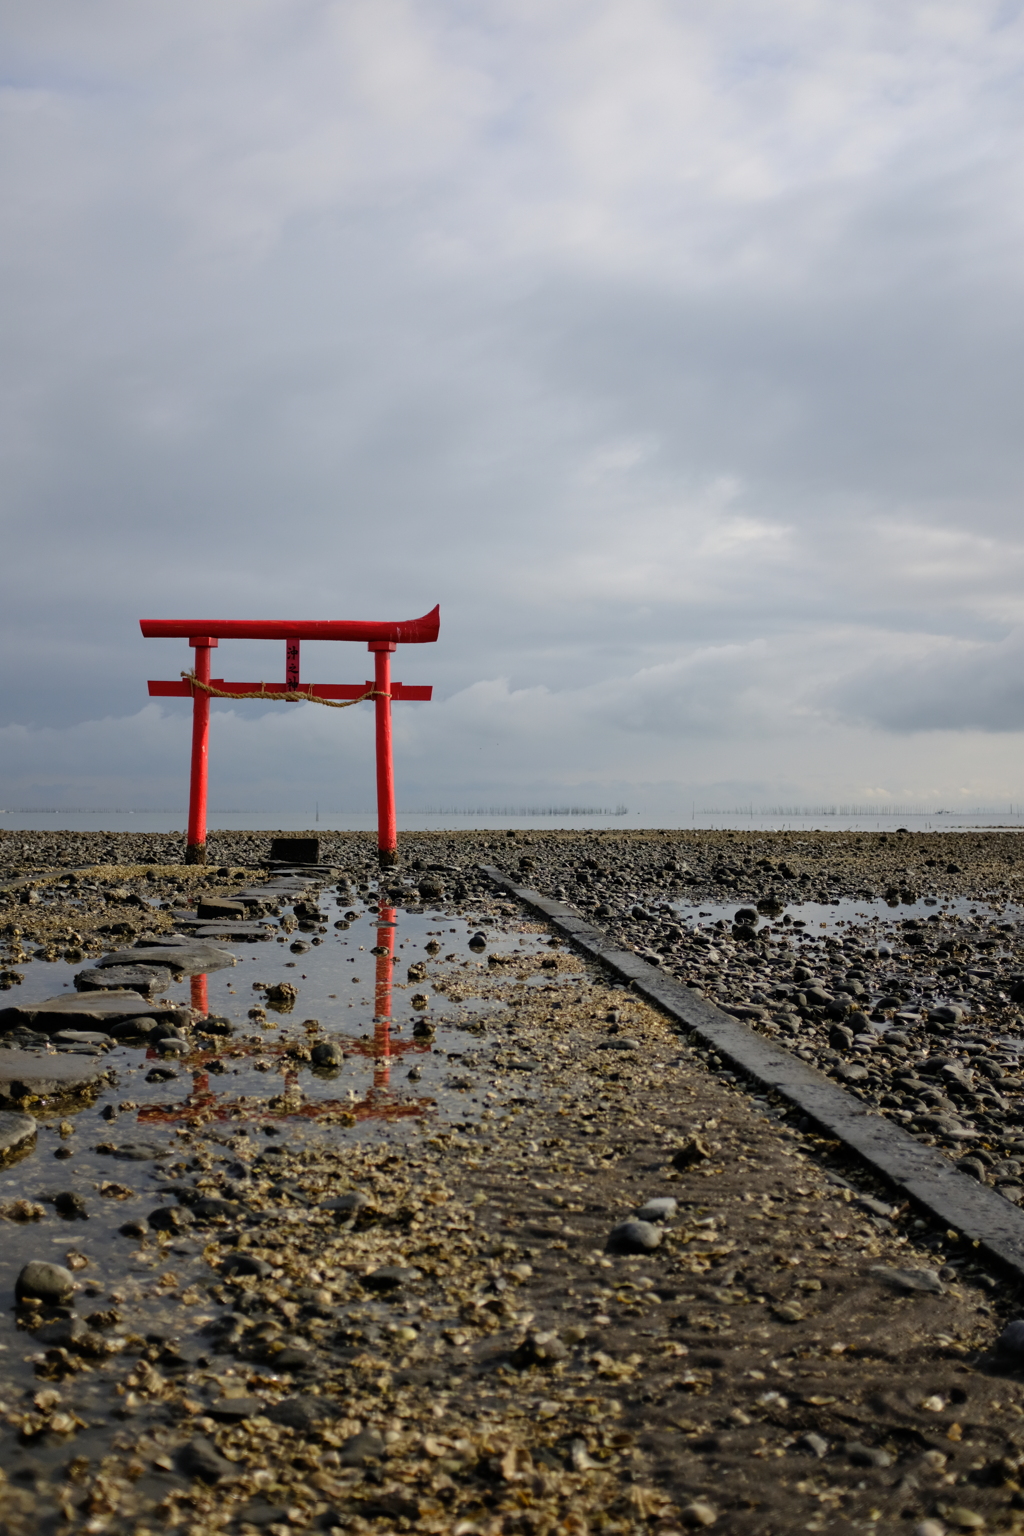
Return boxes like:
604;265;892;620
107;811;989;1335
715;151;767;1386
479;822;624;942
141;903;431;1130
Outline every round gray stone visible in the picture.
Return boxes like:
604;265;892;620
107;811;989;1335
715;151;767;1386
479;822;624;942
16;1259;76;1304
0;1110;36;1164
605;1219;663;1255
998;1319;1024;1357
635;1197;677;1223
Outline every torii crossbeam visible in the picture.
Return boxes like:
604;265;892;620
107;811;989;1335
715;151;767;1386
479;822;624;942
140;606;439;866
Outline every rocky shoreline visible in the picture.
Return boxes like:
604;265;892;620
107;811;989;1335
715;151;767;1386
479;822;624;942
2;828;1024;1534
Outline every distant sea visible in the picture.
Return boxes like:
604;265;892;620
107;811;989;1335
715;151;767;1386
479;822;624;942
1;808;1023;834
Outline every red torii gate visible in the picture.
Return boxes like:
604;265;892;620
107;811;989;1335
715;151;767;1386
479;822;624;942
140;606;439;866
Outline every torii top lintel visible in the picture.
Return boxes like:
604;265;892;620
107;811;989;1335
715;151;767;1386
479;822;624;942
138;605;440;645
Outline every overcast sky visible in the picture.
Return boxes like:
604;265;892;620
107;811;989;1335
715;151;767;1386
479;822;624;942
3;0;1024;818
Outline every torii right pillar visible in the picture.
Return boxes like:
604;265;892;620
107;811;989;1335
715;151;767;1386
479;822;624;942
370;641;398;867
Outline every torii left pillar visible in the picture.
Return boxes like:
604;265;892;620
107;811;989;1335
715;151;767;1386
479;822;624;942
186;637;217;865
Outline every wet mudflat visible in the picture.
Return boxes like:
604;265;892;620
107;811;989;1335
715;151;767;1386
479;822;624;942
3;832;1024;1534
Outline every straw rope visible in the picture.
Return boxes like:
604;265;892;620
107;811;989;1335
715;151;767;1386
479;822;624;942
181;672;386;707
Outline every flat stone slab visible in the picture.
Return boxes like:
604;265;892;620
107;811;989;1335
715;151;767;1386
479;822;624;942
0;990;189;1035
76;964;173;994
0;1049;106;1105
0;1110;36;1162
97;938;236;974
190;923;274;940
197;897;247;919
171;911;274;933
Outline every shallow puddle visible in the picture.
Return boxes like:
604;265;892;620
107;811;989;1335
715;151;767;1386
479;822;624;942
0;886;577;1415
671;892;1023;941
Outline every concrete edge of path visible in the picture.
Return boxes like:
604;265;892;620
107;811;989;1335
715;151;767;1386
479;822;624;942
481;864;1024;1283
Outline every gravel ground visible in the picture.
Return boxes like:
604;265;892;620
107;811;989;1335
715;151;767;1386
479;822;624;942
2;829;1024;1535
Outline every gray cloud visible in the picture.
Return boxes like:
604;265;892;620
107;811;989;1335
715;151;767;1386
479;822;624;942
826;629;1024;732
2;1;1024;807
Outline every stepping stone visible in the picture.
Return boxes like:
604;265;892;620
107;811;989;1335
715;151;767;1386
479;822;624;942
0;1049;107;1107
197;897;247;919
0;990;189;1036
75;964;173;994
269;836;320;864
190;923;275;939
0;1110;36;1164
96;938;236;975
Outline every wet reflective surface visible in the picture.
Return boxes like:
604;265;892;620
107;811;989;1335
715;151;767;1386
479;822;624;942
0;884;569;1419
671;892;1023;940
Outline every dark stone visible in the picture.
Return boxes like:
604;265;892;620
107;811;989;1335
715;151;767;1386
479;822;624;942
34;1316;91;1350
222;1253;272;1279
269;837;320;865
75;965;172;994
270;1346;314;1371
190;1197;241;1221
837;1063;869;1084
998;1319;1024;1357
869;1265;944;1295
0;991;188;1034
194;1015;234;1037
234;1498;287;1529
207;1395;266;1423
0;1111;36;1164
605;1219;662;1255
109;1017;162;1040
265;1395;341;1432
311;1040;344;1068
99;938;236;975
176;1435;235;1483
53;1191;88;1219
845;1440;892;1469
155;1036;190;1056
323;1192;369;1217
337;1427;386;1467
351;1493;420;1522
196;898;246;919
510;1330;569;1368
360;1265;422;1291
53;1030;113;1048
670;1137;711;1168
0;1049;106;1107
147;1204;194;1233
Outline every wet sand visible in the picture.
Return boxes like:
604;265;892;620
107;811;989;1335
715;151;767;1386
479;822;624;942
1;829;1024;1535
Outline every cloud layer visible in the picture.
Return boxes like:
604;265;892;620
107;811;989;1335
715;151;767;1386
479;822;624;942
3;1;1024;814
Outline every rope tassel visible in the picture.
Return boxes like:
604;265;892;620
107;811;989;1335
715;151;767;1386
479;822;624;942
180;671;388;707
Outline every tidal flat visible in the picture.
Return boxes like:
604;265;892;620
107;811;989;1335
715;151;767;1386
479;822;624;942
1;828;1024;1535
